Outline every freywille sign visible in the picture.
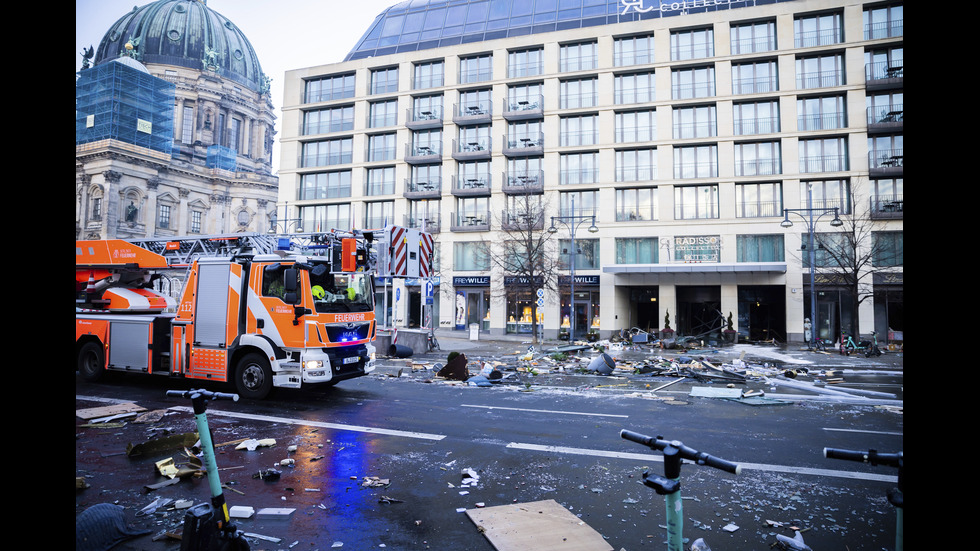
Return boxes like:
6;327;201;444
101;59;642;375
621;0;739;15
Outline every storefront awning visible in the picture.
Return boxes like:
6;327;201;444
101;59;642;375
603;263;787;274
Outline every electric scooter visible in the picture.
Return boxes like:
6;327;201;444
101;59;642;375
621;430;741;551
824;447;902;551
167;389;251;551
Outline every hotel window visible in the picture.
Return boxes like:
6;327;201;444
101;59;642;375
798;95;846;131
412;165;442;190
507;83;542;110
730;20;776;54
460;53;492;84
409;198;440;227
732;60;778;95
560;190;598;217
616;238;659;264
560;77;598;109
190;210;202;233
674;185;719;220
671;27;714;61
300;170;352;200
872;232;904;267
614;34;655;67
365;166;395;196
412;94;444;121
302;138;352;167
304;105;354;134
369;99;398;128
508;47;543;78
180;105;194;143
413;60;444;89
673;104;717;140
560;152;598;185
734;100;780;135
616;148;657;182
803;179;850;214
800;137;848;173
795;12;843;48
864;4;904;40
305;73;355;103
616;188;658;221
865;46;904;81
735;141;782;176
412;128;442;155
616;110;656;143
736;235;785;262
615;71;656;104
871;178;903;213
796;53;844;89
869;135;903;168
736;182;782;218
559;239;600;270
507;120;542;147
672;66;715;100
459;88;491;116
368;133;396;162
370;66;398;95
364;200;394;229
454;241;489;271
560;41;597;72
560;114;598;147
867;92;903;125
300;203;350;232
507;157;543;182
458;125;491;152
457;161;491;187
673;145;718;179
456;197;490;225
803;233;847;268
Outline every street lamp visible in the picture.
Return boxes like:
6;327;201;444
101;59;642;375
549;197;598;341
779;183;843;350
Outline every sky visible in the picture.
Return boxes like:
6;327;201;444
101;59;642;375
76;0;400;174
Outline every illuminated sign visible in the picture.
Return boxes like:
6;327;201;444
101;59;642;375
621;0;737;15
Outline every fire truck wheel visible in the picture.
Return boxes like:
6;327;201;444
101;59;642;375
234;352;273;400
78;341;106;382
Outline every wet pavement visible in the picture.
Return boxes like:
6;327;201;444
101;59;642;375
76;333;902;551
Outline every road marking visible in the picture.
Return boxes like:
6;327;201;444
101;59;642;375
462;404;629;418
823;427;903;436
506;442;898;483
170;407;447;441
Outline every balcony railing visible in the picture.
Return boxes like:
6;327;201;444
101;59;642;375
501;210;545;231
734;116;780;135
404;143;442;164
503;133;544;157
451;138;491;160
405;106;443;129
870;195;903;219
502;171;544;194
404;178;441;199
798;112;846;131
452;175;491;196
799;155;848;173
561;168;598;186
406;214;441;233
502;95;543;120
736;200;782;218
865;61;903;90
451;211;490;231
453;102;491;124
796;70;843;90
869;149;903;176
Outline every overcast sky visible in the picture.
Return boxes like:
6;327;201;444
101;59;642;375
76;0;399;174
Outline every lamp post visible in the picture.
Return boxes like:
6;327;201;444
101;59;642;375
780;183;843;349
549;197;598;341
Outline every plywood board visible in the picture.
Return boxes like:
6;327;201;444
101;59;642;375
466;499;613;551
76;403;146;420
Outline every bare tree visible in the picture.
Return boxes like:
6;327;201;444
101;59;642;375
479;189;558;344
797;180;902;337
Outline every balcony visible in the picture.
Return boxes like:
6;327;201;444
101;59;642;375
404;143;442;165
502;96;543;121
406;214;441;233
869;149;903;177
501;210;545;231
870;195;903;220
451;211;490;232
453;102;492;125
502;133;544;157
867;105;903;134
404;178;441;199
866;61;903;91
451;175;491;196
405;106;443;130
502;171;544;194
451;138;491;161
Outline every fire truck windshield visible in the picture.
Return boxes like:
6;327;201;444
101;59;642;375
310;267;374;313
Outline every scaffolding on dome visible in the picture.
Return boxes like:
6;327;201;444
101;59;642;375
75;60;175;156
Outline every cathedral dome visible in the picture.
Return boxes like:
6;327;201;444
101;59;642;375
93;0;266;93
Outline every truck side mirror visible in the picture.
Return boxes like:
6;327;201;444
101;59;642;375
283;267;299;304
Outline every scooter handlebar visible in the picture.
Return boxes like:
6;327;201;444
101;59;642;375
621;430;741;475
167;389;240;402
824;447;902;468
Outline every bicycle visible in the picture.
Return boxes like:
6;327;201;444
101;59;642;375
621;430;741;551
824;447;903;551
167;389;250;551
839;331;882;357
426;330;440;352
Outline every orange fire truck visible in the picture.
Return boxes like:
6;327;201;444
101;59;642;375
75;228;433;399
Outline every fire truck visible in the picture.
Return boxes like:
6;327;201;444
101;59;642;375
75;228;433;399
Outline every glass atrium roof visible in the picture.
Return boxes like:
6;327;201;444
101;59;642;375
345;0;791;61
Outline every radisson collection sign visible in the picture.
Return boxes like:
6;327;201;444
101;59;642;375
621;0;742;15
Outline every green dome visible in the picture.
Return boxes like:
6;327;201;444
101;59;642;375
93;0;266;93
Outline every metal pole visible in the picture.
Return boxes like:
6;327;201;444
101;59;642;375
570;197;576;341
807;183;817;350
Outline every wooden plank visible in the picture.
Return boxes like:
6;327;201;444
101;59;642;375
466;499;613;551
76;403;146;421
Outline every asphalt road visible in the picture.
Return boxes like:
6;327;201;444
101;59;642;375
76;343;903;551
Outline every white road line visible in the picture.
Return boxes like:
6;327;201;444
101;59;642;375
167;406;448;441
823;427;903;436
506;442;898;483
462;404;629;418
